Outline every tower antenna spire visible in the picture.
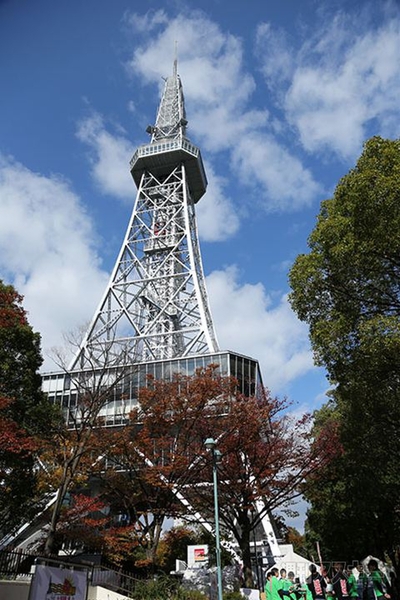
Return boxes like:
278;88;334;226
173;40;178;77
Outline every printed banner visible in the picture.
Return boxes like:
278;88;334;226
29;564;88;600
194;547;206;562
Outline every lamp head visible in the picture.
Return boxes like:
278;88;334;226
204;437;216;450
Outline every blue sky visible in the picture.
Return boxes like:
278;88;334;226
1;0;400;415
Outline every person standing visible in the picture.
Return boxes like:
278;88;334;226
266;568;283;600
287;572;299;600
266;569;282;600
265;572;273;600
332;563;350;600
307;565;327;600
280;569;293;598
365;559;390;600
347;566;360;600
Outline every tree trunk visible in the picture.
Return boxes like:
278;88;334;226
44;473;71;555
239;525;255;589
147;515;164;574
43;442;86;555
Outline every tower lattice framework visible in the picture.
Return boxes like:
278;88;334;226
71;60;218;372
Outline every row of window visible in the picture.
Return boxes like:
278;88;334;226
43;352;261;420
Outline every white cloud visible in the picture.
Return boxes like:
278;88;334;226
256;11;400;159
76;113;135;201
196;162;240;241
206;266;314;393
128;11;255;106
0;155;109;369
125;8;169;34
255;22;294;86
232;132;320;211
125;11;320;211
0;155;313;389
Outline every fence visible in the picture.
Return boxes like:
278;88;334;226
0;548;36;579
0;548;144;597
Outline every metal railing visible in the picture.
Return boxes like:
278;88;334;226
130;138;199;168
0;548;36;579
0;548;144;596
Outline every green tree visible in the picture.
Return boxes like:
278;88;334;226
289;137;400;570
0;280;59;535
156;526;201;574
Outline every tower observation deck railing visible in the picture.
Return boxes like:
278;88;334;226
130;138;200;165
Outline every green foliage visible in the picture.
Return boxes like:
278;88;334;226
130;576;177;600
177;590;209;600
157;526;202;574
0;280;58;436
129;575;208;600
289;136;400;384
289;137;400;566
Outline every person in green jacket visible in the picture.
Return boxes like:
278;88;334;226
265;568;283;600
366;560;390;600
265;571;273;600
280;569;293;598
346;566;359;600
287;571;299;600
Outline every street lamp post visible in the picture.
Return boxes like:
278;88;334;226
250;507;261;590
204;437;223;600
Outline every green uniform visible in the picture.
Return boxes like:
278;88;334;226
288;579;299;600
280;578;292;598
347;573;358;598
265;579;272;600
265;575;283;600
370;570;388;597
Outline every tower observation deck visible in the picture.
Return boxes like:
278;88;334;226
42;60;263;424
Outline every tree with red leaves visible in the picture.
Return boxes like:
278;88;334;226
53;493;109;554
0;280;59;536
94;366;337;584
186;388;337;587
94;365;237;572
39;360;132;557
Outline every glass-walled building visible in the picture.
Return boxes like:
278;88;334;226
42;350;263;427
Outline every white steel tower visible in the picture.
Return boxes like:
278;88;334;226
36;62;280;572
71;60;218;372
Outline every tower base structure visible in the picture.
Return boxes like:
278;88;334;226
42;350;262;427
